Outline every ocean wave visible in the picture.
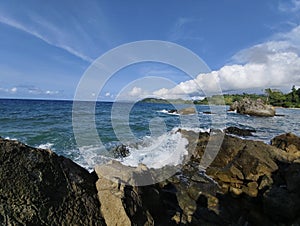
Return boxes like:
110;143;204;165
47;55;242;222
73;126;212;171
157;109;180;116
177;126;210;133
4;137;17;141
37;142;54;150
120;128;188;169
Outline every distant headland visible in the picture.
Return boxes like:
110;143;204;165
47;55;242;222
140;86;300;108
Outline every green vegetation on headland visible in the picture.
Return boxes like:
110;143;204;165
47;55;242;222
194;93;267;106
141;86;300;108
141;97;193;104
265;86;300;108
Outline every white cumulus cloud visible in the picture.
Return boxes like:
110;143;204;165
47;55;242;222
129;87;145;97
147;25;300;99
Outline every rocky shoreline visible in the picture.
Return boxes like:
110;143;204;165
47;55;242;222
1;130;300;226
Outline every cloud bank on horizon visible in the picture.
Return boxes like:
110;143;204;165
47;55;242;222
126;25;300;100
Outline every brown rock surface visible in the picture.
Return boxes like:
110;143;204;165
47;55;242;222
94;131;300;225
178;107;197;115
230;98;276;117
271;132;300;153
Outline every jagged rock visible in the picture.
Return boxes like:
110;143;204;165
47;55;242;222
230;98;276;117
271;132;300;153
112;144;130;158
224;126;256;136
96;131;300;225
203;111;215;114
0;137;106;225
168;107;197;115
229;101;239;111
95;173;132;226
168;109;178;114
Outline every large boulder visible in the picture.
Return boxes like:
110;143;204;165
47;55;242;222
168;107;197;115
224;126;256;137
112;144;130;158
0;137;106;226
178;107;197;115
230;98;275;117
271;132;300;154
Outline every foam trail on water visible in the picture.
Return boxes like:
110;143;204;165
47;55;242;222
157;109;180;116
37;143;54;150
4;137;17;141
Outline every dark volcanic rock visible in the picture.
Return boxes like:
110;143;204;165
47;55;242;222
0;137;106;226
203;111;216;114
112;144;130;158
168;109;178;114
224;126;256;137
230;98;275;117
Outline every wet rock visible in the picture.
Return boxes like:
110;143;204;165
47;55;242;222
203;111;215;114
168;107;197;115
224;126;256;136
230;98;275;117
0;137;106;226
112;144;130;158
168;109;178;114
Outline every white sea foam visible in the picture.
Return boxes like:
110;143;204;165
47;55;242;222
73;127;212;171
75;145;115;172
178;127;210;133
4;137;17;141
157;109;180;116
120;129;189;169
227;110;237;113
37;143;54;150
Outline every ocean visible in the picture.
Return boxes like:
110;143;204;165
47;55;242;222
0;98;299;171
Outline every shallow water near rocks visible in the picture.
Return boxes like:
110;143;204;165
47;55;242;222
0;99;299;170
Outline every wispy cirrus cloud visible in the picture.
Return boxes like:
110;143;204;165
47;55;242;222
168;17;203;42
0;14;93;63
278;0;300;12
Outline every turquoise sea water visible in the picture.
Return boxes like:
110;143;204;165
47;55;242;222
0;99;299;170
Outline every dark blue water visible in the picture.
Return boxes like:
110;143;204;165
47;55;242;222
0;98;299;170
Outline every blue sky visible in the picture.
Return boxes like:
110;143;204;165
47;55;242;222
0;0;300;100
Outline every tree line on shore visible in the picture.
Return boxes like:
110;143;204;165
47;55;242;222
194;86;300;108
141;86;300;108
